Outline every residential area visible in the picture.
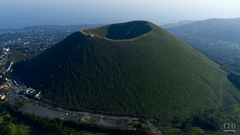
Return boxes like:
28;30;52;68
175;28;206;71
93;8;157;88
0;24;104;54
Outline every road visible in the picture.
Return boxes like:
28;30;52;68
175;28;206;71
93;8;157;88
94;117;123;128
8;89;23;105
146;120;165;135
20;103;80;121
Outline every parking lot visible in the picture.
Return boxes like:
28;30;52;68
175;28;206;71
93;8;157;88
94;117;123;128
8;89;24;104
20;103;80;121
82;115;92;122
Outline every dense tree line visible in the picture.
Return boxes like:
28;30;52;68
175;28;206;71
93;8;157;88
19;112;148;135
180;110;220;132
1;102;148;135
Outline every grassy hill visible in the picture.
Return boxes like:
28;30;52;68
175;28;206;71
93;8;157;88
18;21;240;121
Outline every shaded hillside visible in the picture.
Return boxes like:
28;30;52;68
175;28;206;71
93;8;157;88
228;72;240;90
18;21;240;121
19;32;89;86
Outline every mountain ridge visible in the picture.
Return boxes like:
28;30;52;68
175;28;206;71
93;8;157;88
165;17;240;43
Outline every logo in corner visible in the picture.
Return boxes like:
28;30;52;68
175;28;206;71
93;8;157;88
224;123;236;132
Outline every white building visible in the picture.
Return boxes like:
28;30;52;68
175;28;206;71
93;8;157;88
0;94;5;100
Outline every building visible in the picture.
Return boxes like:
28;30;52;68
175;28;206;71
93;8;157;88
24;88;36;95
24;88;32;94
0;48;9;52
0;84;8;89
0;94;5;100
34;91;41;99
90;34;97;37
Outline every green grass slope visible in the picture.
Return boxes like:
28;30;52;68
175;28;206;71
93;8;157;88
19;32;89;87
18;21;240;121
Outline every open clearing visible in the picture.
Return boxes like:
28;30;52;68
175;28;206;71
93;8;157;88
94;117;123;128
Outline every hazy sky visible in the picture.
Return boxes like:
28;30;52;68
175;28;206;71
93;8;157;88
0;0;240;29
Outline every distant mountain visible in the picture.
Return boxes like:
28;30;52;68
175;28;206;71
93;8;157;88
164;18;240;73
165;18;240;43
159;20;198;28
18;21;240;121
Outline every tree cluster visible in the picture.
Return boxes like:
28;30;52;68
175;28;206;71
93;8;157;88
181;111;220;132
4;102;148;135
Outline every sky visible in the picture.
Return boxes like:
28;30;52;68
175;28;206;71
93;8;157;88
0;0;240;29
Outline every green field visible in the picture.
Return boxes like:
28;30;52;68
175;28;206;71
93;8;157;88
0;112;29;135
10;124;28;135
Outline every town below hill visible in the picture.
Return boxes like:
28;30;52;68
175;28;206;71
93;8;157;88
0;24;105;55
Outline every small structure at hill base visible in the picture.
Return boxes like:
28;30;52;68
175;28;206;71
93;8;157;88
0;94;5;100
0;84;11;90
90;34;97;37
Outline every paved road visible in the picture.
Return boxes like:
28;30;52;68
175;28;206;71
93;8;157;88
146;120;164;135
90;113;138;121
82;114;91;122
94;117;123;128
20;103;80;121
8;89;23;105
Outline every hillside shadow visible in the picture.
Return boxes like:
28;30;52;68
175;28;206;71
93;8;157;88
227;72;240;91
12;61;25;72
